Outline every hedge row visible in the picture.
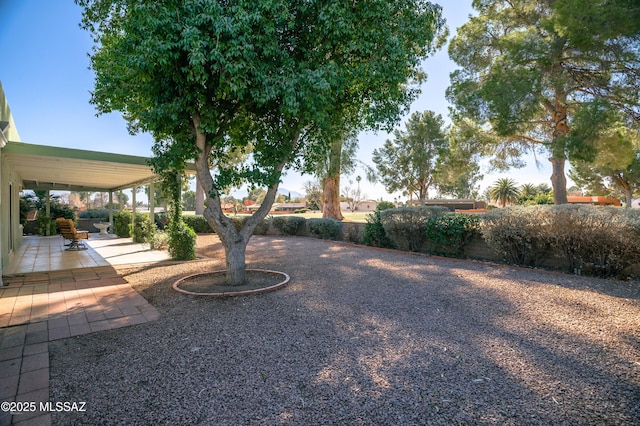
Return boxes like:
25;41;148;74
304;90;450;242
362;205;640;279
179;214;341;240
481;205;640;278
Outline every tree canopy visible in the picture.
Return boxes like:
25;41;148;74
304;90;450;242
569;121;640;207
489;178;520;207
447;0;640;204
78;0;446;284
372;111;449;205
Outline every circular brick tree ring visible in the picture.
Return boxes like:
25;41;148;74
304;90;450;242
173;269;290;297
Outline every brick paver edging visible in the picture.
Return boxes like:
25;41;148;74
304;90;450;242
0;269;160;426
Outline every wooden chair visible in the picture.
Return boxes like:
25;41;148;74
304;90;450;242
55;218;89;250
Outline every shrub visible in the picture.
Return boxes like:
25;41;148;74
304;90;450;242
113;210;132;237
481;205;640;277
230;215;272;235
38;205;76;235
252;217;271;235
132;213;156;244
229;216;248;232
272;216;306;236
47;204;76;221
376;201;395;211
168;222;197;260
545;205;640;277
78;209;110;219
380;206;448;251
183;215;213;233
154;212;171;230
294;208;309;213
481;206;551;267
343;222;363;244
307;218;341;240
150;230;169;250
425;213;480;258
363;211;395;248
38;216;57;236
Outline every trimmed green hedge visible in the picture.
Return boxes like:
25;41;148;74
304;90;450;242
168;222;197;260
425;213;480;258
363;211;395;248
482;205;640;277
183;215;213;233
113;211;132;238
132;213;156;244
272;216;306;236
307;218;341;240
380;206;449;251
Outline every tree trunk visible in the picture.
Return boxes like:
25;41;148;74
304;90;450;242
549;157;568;204
322;137;344;220
222;232;247;285
418;178;429;206
195;175;205;215
624;188;632;208
192;113;296;286
322;176;344;220
549;96;569;204
613;174;633;208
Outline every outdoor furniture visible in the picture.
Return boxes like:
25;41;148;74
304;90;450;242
93;222;111;235
55;218;90;250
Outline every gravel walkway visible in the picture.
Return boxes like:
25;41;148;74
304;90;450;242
49;235;640;425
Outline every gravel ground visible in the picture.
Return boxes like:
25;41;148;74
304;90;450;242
50;235;640;425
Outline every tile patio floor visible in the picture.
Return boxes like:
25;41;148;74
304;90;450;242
1;235;168;425
4;234;171;275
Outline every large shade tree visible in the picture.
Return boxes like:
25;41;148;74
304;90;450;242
78;0;445;285
372;111;449;205
447;0;640;204
436;120;484;199
310;131;359;221
570;121;640;208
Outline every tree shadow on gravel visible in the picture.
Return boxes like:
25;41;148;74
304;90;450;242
48;235;640;425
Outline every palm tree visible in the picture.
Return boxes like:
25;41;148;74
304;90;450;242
520;183;538;198
489;178;520;207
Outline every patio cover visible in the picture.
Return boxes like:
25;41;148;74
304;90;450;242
2;141;191;192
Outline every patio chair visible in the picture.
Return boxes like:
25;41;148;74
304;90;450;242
55;218;90;251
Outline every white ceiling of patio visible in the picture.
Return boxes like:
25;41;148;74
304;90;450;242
3;141;160;192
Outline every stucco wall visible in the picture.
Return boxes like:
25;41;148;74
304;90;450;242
0;82;23;279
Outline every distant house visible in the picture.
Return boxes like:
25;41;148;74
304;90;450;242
422;199;487;212
567;196;621;207
245;202;307;213
340;200;378;212
221;203;236;213
273;203;306;212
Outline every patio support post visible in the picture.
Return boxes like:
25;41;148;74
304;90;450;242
45;190;51;236
132;187;137;233
149;182;155;226
108;191;114;234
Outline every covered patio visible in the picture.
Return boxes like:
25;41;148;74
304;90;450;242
2;140;162;237
1;139;196;285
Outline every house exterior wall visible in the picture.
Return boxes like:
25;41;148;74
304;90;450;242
0;82;23;281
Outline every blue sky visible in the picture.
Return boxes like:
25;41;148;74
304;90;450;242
0;0;559;201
